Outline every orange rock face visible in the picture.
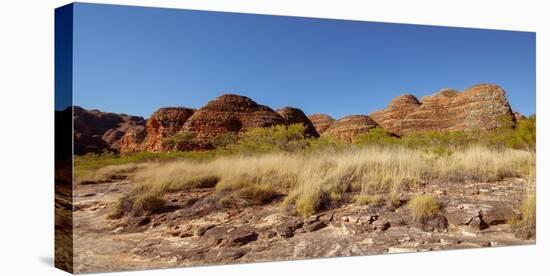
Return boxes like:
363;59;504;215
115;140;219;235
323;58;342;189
322;115;379;142
119;126;146;154
143;107;195;152
276;107;319;137
308;114;336;134
182;94;285;141
370;84;515;136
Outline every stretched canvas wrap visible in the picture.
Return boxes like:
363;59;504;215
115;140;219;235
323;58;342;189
55;2;536;274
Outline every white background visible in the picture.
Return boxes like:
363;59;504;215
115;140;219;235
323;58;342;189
0;0;548;275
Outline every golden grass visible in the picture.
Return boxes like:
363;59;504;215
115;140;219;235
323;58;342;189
513;167;536;238
115;146;533;217
406;194;440;222
354;194;385;206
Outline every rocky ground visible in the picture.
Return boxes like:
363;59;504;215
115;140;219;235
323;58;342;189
73;177;534;274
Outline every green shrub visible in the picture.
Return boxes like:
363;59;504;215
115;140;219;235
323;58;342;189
401;131;475;150
354;127;399;147
307;136;345;152
211;132;239;148
507;116;536;151
227;124;309;154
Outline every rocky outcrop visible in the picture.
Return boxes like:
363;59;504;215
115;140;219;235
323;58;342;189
119;126;147;154
182;94;285;141
308;114;335;134
370;84;515;136
369;94;420;135
513;112;527;121
73;106;146;155
322;115;379;142
80;84;520;154
143;107;195;152
276;107;319;137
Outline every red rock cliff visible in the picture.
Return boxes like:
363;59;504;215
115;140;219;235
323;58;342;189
370;84;515;136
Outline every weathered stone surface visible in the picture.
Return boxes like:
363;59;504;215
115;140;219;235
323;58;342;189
469;216;489;231
119;126;146;154
194;224;215;237
72;177;533;273
209;247;250;261
322;115;380;142
276;107;319;137
222;228;258;247
303;221;327;232
373;220;391;232
445;201;514;227
370;84;516;136
307;114;336;134
182;94;285;141
73;106;146;154
421;215;448;232
275;218;304;238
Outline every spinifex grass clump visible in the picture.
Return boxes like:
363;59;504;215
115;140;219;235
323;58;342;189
406;194;440;222
511;168;536;239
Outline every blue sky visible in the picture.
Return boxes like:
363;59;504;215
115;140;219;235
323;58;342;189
72;3;536;119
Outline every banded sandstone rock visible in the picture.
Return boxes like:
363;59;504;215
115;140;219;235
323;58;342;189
276;107;319;137
370;84;515;136
308;114;336;134
182;94;285;141
144;107;195;152
322;115;379;142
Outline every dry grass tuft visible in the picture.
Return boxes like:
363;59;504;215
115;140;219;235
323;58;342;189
354;194;385;206
513;168;536;239
406;194;440;222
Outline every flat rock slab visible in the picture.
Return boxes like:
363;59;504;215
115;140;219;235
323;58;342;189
72;177;534;273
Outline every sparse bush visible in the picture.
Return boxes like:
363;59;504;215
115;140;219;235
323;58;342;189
211;132;239;148
307;136;345;152
506;116;536;151
407;194;440;222
401;130;475;150
355;127;399;147
227;124;309;154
